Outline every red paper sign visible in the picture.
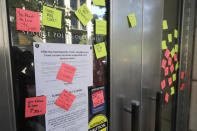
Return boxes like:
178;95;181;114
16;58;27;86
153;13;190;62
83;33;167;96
55;89;76;111
168;77;173;86
56;62;77;83
165;93;169;103
25;96;46;118
165;67;169;76
181;72;184;79
168;57;172;66
165;49;171;59
174;53;178;62
161;59;167;69
180;83;185;91
170;65;174;73
16;8;40;32
161;80;166;90
92;90;105;108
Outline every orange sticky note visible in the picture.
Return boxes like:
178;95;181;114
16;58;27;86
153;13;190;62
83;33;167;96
165;93;169;103
165;49;171;59
56;63;77;83
161;59;167;69
181;72;185;79
165;67;169;76
168;57;172;66
161;80;166;90
92;90;104;108
168;77;173;86
25;96;46;118
55;89;76;111
16;8;40;33
170;64;174;73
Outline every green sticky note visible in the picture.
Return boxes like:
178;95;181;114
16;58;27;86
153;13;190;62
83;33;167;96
173;73;176;82
171;87;175;95
96;19;107;35
127;13;137;28
162;40;167;50
175;62;179;71
163;20;168;30
175;44;179;52
93;0;105;6
94;42;107;59
174;29;178;38
42;6;62;29
75;4;93;26
171;48;175;57
168;34;172;43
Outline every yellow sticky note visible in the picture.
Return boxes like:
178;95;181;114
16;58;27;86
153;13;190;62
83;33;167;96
42;6;62;29
163;20;168;30
171;48;175;57
162;40;167;50
94;42;107;59
173;73;176;82
175;62;179;71
168;34;172;43
128;13;137;28
171;87;175;95
174;29;178;38
175;44;179;52
96;19;107;35
93;0;106;6
75;4;93;26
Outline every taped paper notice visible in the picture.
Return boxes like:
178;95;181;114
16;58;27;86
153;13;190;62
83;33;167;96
174;29;178;38
170;64;174;73
94;42;107;59
96;19;107;35
165;67;169;76
163;20;168;30
171;87;175;95
25;96;46;118
161;80;166;90
56;62;77;83
162;40;167;50
165;93;169;103
92;90;104;108
165;49;171;59
93;0;106;6
42;6;62;29
128;13;137;28
55;89;76;111
173;73;176;82
168;77;173;86
16;8;40;32
168;34;172;43
75;4;93;26
181;72;185;79
161;59;167;69
168;57;172;66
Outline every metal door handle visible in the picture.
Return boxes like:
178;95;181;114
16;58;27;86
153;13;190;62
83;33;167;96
155;91;163;131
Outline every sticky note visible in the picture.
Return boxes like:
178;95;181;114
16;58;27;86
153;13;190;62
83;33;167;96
170;64;174;73
163;20;168;30
174;53;178;62
92;90;105;108
165;93;169;103
181;72;184;79
75;4;93;26
16;8;40;33
168;57;172;66
165;49;171;59
175;44;179;52
168;34;172;43
171;87;175;95
161;80;166;90
173;73;176;82
165;67;169;76
168;77;173;86
161;59;167;69
56;62;77;83
128;13;137;28
25;96;46;118
174;29;178;38
162;40;167;50
180;83;185;91
93;0;106;6
94;42;107;59
96;19;107;35
171;48;175;58
55;89;76;111
43;6;62;29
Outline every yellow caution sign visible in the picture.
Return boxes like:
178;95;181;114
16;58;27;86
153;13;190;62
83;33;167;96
88;114;108;131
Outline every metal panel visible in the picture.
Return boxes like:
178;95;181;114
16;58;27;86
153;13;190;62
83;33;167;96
192;26;197;80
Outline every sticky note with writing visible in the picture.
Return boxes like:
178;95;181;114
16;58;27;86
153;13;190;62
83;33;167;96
168;34;172;43
16;8;40;33
56;62;77;83
161;59;167;69
163;20;168;30
93;0;106;6
175;44;179;52
161;80;166;90
92;90;104;108
25;96;46;118
75;4;93;26
181;72;184;79
165;67;169;76
128;13;137;28
94;42;107;59
168;77;173;86
165;93;169;103
162;40;167;50
96;19;107;35
171;48;175;58
171;87;175;95
175;62;179;71
174;29;178;38
165;49;171;59
170;64;174;73
173;73;176;82
168;57;172;66
174;53;178;62
55;89;76;111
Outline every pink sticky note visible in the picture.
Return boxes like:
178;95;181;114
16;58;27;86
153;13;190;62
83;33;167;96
161;59;167;69
168;57;172;66
161;80;166;90
56;63;77;83
92;90;105;108
165;67;169;76
55;89;76;111
16;8;40;33
165;93;169;103
165;49;171;59
168;77;173;86
180;83;185;91
174;53;178;62
181;72;184;79
25;96;46;118
170;65;174;73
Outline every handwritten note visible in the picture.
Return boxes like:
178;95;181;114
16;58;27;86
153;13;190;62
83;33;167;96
163;20;168;30
180;83;185;91
161;80;166;90
168;77;173;86
174;29;178;38
96;19;107;35
174;53;178;62
56;62;77;83
92;90;104;108
171;48;175;58
181;72;184;79
128;13;137;28
170;64;174;73
75;4;93;26
94;42;107;59
162;40;167;50
165;67;169;76
175;44;179;52
168;57;172;66
165;49;171;59
42;6;62;29
16;8;40;33
55;89;76;111
168;34;172;43
161;59;167;69
173;73;176;82
25;96;46;118
93;0;106;6
171;87;175;95
165;93;169;103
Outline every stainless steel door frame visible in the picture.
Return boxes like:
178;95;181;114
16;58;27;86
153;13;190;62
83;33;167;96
0;0;16;131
